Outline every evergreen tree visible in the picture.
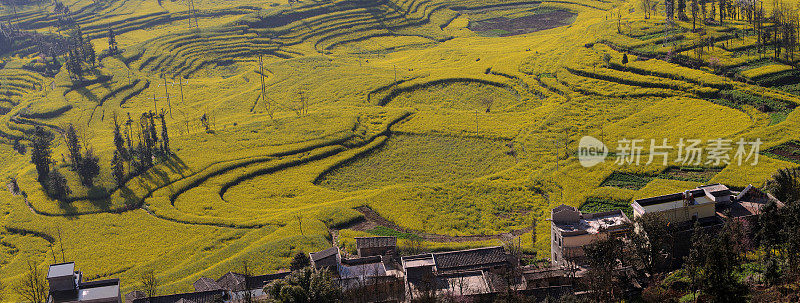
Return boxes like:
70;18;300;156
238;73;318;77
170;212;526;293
107;28;118;54
111;151;125;187
30;126;53;183
758;199;784;248
290;252;311;271
64;123;81;171
159;112;169;153
678;0;688;20
700;222;747;303
584;235;625;302
77;147;100;187
112;114;126;158
764;167;800;203
631;213;673;276
47;168;70;200
83;41;95;67
266;267;341;303
67;50;83;80
148;112;158;149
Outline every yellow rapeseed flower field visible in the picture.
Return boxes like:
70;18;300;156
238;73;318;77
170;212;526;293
1;0;799;298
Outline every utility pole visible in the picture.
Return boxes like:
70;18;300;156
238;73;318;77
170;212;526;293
259;54;270;118
158;74;174;118
475;110;479;135
297;215;304;237
146;92;166;113
174;77;188;105
554;139;559;172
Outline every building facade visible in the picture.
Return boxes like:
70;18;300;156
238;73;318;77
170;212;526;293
550;205;631;267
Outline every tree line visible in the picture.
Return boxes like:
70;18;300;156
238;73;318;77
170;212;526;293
657;0;800;66
28;111;170;201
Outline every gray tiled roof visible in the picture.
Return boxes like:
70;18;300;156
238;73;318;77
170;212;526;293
310;247;339;262
216;272;246;291
355;236;397;249
130;290;226;303
193;277;221;291
433;246;507;270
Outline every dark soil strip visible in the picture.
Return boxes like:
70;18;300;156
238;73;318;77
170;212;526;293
469;10;576;37
764;141;800;164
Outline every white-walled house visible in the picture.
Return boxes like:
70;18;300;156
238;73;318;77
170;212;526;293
549;205;631;267
630;184;732;224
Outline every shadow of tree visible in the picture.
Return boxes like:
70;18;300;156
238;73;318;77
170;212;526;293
119;186;140;210
57;199;78;217
87;186;111;211
162;153;190;176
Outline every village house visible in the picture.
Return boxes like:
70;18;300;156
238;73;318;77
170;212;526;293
630;184;730;225
400;246;516;300
549;205;631;267
128;289;227;303
310;246;341;273
355;236;397;258
631;183;780;226
47;262;121;303
339;255;405;302
631;183;782;264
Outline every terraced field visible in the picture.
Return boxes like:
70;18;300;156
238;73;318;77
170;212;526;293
2;0;800;298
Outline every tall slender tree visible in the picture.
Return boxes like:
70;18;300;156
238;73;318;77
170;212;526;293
107;28;118;54
77;147;100;187
111;151;125;187
64;124;81;171
159;111;169;153
112;114;126;158
47;168;71;200
30;126;53;183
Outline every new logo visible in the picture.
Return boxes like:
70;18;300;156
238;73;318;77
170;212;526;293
578;136;608;168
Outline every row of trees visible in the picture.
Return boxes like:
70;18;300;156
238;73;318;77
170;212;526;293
29;124;100;200
658;0;800;65
110;111;170;188
28;111;171;201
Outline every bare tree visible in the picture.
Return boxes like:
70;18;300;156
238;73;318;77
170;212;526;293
481;96;494;113
691;0;700;31
641;0;653;19
139;269;159;298
15;261;48;303
241;260;253;303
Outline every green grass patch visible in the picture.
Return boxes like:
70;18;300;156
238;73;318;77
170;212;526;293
365;226;421;240
579;197;632;218
657;166;723;183
768;111;790;125
599;172;654;190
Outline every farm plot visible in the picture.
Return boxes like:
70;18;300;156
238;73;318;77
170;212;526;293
4;0;800;298
468;9;577;37
316;133;516;192
382;80;521;111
